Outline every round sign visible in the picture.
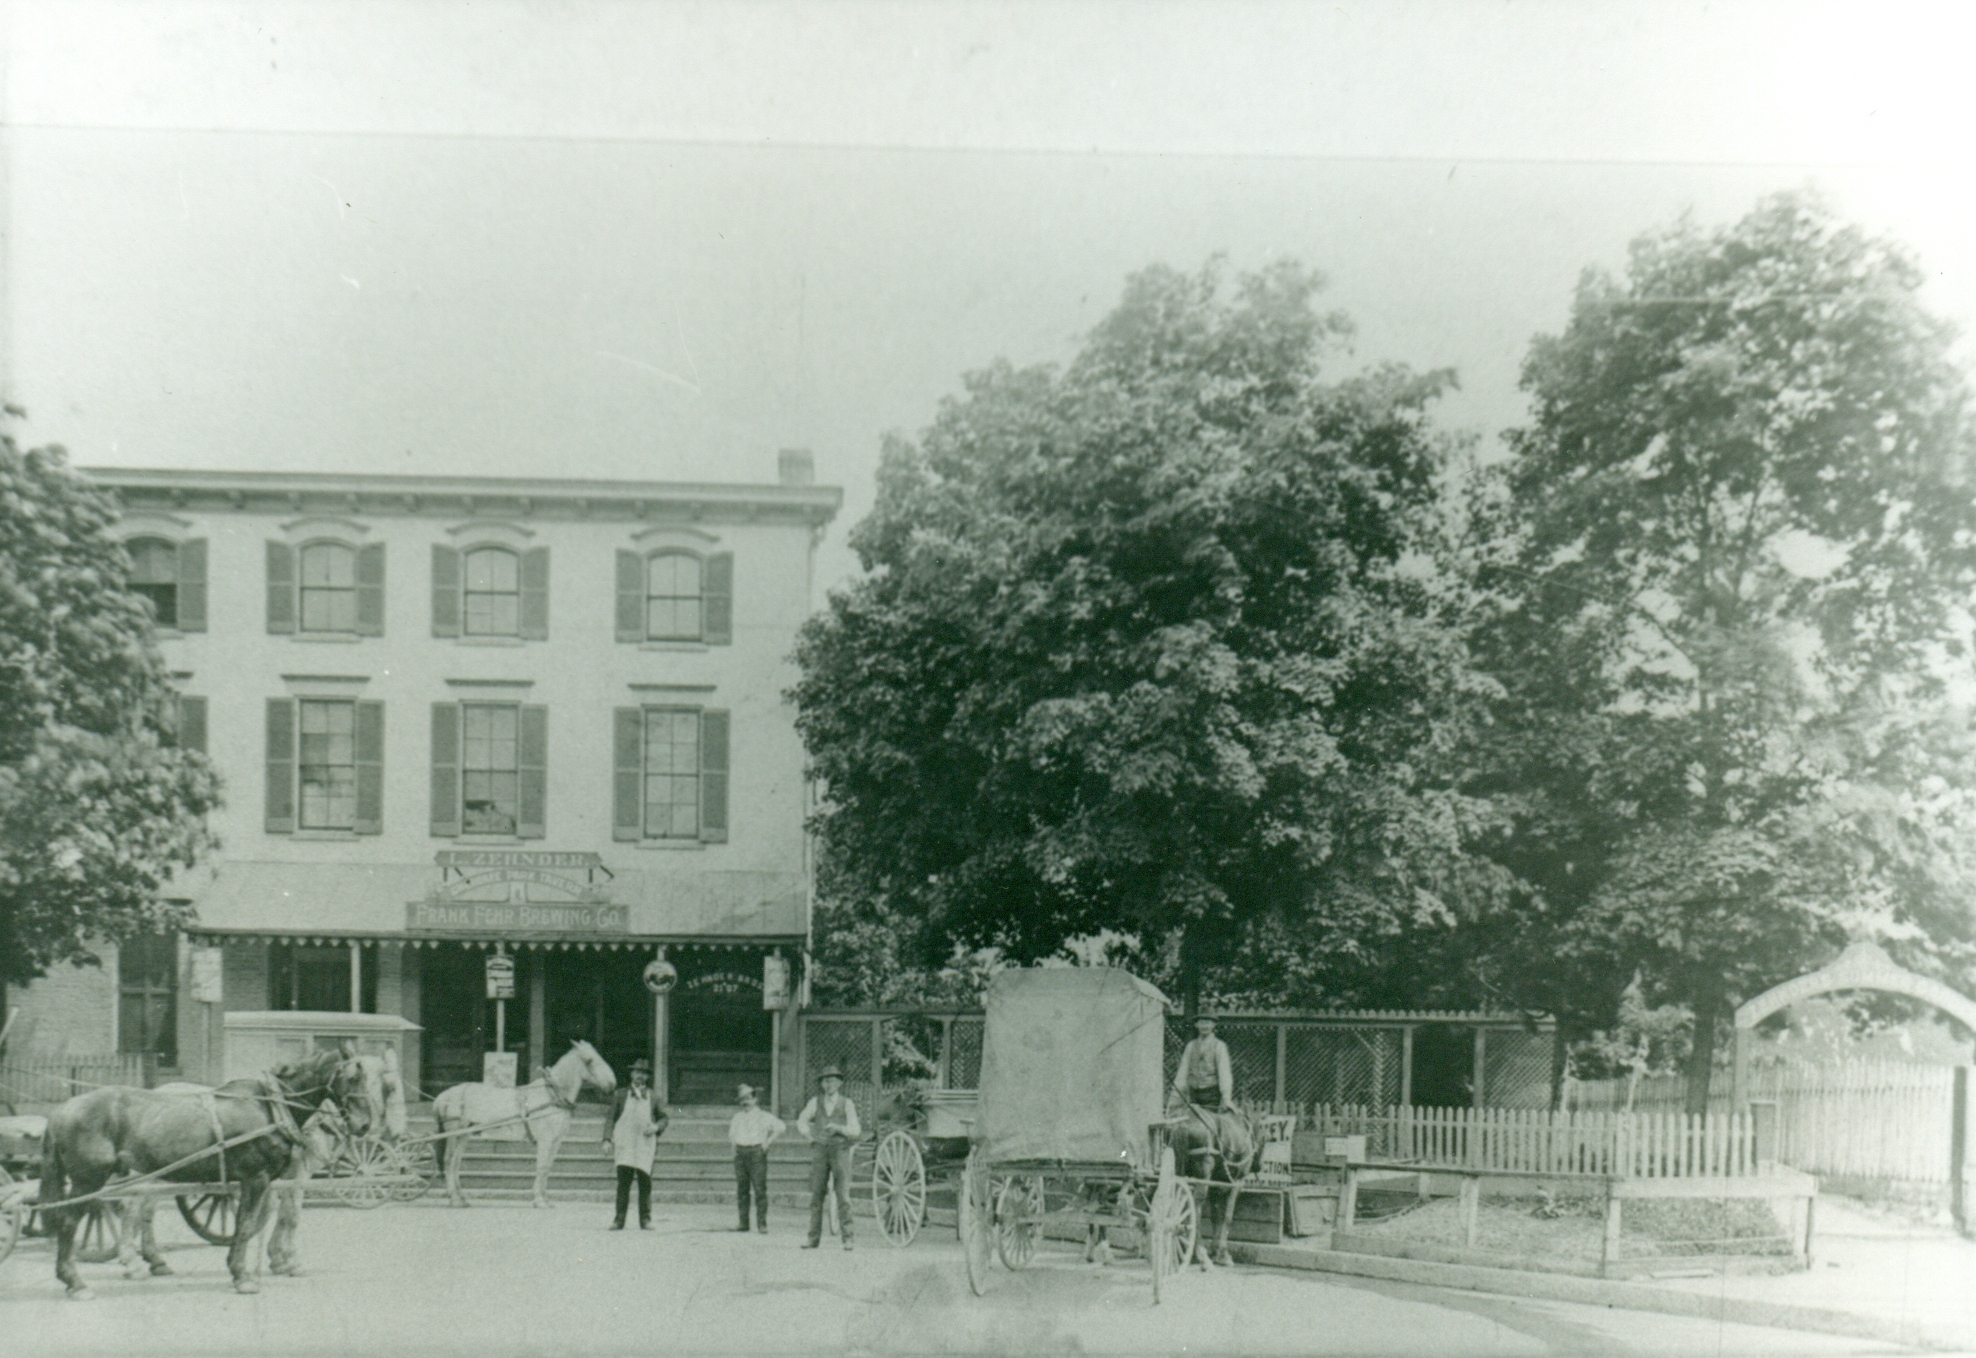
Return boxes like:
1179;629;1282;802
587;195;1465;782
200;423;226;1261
642;958;678;995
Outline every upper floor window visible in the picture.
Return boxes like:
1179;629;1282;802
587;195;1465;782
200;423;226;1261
429;700;547;839
647;552;701;641
123;536;207;632
612;705;729;843
128;538;180;627
615;549;732;645
299;698;359;829
267;539;384;637
300;543;357;633
432;544;548;640
465;548;520;636
265;696;384;834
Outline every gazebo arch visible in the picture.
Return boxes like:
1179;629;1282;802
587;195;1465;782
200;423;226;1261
1732;940;1976;1109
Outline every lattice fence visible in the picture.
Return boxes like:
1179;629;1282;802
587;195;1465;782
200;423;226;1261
800;1016;879;1116
1482;1027;1555;1108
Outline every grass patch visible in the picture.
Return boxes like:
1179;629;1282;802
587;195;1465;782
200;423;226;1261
1348;1190;1792;1261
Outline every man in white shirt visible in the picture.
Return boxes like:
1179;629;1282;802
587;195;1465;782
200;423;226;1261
796;1066;861;1250
728;1083;785;1234
1172;1012;1235;1110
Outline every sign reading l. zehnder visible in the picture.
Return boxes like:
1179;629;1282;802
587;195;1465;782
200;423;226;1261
407;900;631;934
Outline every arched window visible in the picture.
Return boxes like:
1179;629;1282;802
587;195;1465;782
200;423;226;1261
646;552;703;641
299;542;358;633
464;547;520;636
128;538;179;627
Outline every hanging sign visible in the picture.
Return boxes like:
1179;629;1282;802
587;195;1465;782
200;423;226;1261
485;953;516;1001
190;947;225;1004
763;955;791;1011
643;958;679;995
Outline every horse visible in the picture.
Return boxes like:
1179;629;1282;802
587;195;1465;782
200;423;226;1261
431;1039;615;1208
1163;1102;1258;1268
40;1046;373;1299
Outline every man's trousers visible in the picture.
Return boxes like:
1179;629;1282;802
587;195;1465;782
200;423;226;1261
614;1165;652;1227
806;1142;853;1244
735;1145;770;1228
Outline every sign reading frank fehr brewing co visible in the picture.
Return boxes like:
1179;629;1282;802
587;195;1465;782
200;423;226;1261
408;901;631;934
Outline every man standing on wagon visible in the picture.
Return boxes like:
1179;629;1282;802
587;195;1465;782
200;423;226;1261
1173;1011;1234;1111
797;1065;860;1250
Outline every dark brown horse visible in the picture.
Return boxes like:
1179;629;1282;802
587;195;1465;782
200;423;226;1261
40;1047;372;1298
1164;1104;1257;1267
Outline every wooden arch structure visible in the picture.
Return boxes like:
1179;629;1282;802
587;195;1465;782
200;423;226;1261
1732;940;1976;1110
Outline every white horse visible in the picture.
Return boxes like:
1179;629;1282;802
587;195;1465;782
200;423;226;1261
432;1040;616;1209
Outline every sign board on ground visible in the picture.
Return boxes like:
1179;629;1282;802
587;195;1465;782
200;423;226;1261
483;1052;519;1088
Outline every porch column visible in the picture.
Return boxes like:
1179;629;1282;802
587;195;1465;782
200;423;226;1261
653;987;670;1103
349;941;362;1014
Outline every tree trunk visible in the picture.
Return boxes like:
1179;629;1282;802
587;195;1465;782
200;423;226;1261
1683;973;1724;1117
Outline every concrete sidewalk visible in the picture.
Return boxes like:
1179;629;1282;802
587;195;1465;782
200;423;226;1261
1234;1195;1976;1352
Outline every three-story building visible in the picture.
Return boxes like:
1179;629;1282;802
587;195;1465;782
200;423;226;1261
0;456;839;1110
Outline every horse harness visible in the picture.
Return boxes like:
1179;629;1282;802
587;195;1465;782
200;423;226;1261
198;1075;316;1183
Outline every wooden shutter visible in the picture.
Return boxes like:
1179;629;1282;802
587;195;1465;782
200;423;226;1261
430;702;461;838
431;544;461;638
176;539;208;632
265;698;296;833
518;704;548;839
354;700;385;835
699;708;729;843
266;542;296;634
703;552;733;645
519;547;550;640
616;550;644;642
355;543;386;636
176;695;208;754
613;707;643;841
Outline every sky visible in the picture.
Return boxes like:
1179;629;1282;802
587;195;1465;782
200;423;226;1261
4;1;1974;594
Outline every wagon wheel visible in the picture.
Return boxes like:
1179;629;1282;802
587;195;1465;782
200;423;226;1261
1148;1147;1196;1304
177;1189;237;1244
388;1139;436;1204
328;1136;396;1209
958;1146;992;1296
993;1175;1045;1270
73;1199;125;1263
0;1166;21;1267
872;1131;927;1247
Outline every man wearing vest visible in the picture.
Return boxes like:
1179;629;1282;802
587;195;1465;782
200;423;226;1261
796;1065;861;1250
1173;1012;1235;1110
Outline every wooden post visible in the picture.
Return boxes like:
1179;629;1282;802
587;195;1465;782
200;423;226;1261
939;1017;953;1091
1472;1027;1487;1109
1750;1099;1778;1173
1400;1026;1414;1107
871;1016;884;1097
1732;1025;1751;1114
1601;1184;1622;1276
1338;1167;1358;1230
1275;1024;1288;1111
1459;1174;1480;1248
1952;1065;1969;1238
349;940;363;1014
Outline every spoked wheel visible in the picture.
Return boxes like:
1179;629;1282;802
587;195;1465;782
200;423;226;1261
389;1140;437;1204
176;1190;237;1245
993;1175;1045;1270
0;1166;21;1267
73;1200;125;1263
872;1131;927;1247
958;1146;992;1296
329;1136;397;1209
1148;1148;1196;1304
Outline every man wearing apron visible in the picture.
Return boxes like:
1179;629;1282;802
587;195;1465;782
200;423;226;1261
602;1057;669;1229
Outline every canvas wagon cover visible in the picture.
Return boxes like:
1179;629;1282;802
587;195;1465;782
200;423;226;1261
974;968;1170;1170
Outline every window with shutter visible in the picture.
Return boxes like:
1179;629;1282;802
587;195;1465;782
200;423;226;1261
177;539;207;632
619;706;731;843
173;695;208;754
518;704;547;838
432;545;462;637
463;548;520;636
354;700;384;834
128;538;179;628
430;702;461;837
266;542;296;634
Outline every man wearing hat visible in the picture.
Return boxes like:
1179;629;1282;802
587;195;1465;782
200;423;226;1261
795;1065;861;1249
1172;1012;1234;1111
728;1082;785;1233
602;1057;669;1230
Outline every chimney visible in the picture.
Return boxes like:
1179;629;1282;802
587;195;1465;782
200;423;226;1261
777;448;815;486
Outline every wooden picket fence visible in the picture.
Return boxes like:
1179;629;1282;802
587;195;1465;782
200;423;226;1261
1564;1061;1969;1188
1295;1102;1758;1177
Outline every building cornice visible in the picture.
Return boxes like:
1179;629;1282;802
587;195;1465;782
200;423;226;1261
81;466;843;530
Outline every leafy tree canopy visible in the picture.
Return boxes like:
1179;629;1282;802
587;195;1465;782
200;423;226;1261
0;437;221;984
1484;192;1976;1108
794;260;1506;1007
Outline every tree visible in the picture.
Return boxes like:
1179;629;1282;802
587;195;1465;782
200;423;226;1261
794;260;1505;1012
0;437;222;984
1492;192;1976;1111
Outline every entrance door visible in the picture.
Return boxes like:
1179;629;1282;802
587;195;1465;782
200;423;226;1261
416;947;533;1094
670;960;772;1105
542;951;649;1099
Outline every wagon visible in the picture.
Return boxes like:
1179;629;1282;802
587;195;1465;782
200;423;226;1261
954;968;1200;1303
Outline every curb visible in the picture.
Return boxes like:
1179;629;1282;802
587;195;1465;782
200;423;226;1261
1227;1244;1975;1353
